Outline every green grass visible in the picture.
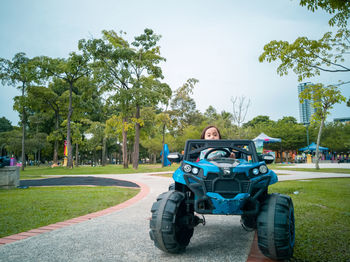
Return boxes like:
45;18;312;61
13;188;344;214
0;186;139;238
268;164;350;174
20;163;349;180
269;178;350;262
20;164;180;179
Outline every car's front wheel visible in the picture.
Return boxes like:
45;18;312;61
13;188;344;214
257;193;295;260
149;190;194;253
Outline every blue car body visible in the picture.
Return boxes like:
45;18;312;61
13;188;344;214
171;139;278;215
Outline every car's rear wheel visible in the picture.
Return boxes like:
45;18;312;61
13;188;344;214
257;193;295;260
149;190;194;253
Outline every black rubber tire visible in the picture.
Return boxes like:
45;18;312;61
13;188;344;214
240;214;257;231
168;183;175;191
257;193;295;260
149;190;194;253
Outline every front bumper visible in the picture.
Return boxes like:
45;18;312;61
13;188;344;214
183;172;272;215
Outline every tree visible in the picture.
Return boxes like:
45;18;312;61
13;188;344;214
231;95;251;138
0;117;13;133
81;120;105;166
298;0;350;28
128;29;171;169
0;53;39;170
2;129;22;157
259;1;350;165
27;81;66;165
0;117;13;156
170;78;202;132
79;32;133;168
299;84;346;169
266;117;305;162
243;115;274;128
259;1;350;101
79;29;171;169
231;96;251;128
204;105;219;122
36;53;90;168
322;121;350;153
71;122;84;166
157;109;172;167
26;132;49;164
259;29;350;82
105;114;134;167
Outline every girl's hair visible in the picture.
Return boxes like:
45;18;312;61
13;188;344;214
200;125;222;139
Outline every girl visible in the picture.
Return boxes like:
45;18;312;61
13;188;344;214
200;125;221;140
199;125;235;159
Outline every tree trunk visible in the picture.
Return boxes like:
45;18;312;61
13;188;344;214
122;117;128;168
129;151;132;164
66;83;73;168
53;113;59;165
53;140;58;165
161;123;165;167
280;144;283;163
133;105;140;170
102;136;107;166
315;118;325;170
75;143;79;167
21;85;26;171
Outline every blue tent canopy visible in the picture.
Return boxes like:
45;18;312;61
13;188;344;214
299;142;329;152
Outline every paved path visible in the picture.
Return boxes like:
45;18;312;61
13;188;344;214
273;169;350;180
279;163;350;169
1;170;349;262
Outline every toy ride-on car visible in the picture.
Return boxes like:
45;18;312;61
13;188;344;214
149;139;295;260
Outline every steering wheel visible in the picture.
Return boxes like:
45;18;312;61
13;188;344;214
204;148;231;160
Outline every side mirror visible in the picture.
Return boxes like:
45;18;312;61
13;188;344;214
167;152;183;163
258;153;275;164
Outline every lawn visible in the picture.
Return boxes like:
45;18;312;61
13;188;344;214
0;186;139;238
269;178;350;262
19;163;349;180
20;163;180;179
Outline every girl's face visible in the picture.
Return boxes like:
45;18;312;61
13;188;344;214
204;127;220;140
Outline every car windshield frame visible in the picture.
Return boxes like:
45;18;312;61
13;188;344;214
183;139;259;163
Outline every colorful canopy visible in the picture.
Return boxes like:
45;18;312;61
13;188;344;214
299;142;329;152
253;132;281;143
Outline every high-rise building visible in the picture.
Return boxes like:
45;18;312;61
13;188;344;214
298;82;316;124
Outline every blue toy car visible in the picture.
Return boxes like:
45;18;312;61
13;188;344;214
149;139;295;260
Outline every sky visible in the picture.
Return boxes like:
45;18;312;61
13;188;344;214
0;0;349;126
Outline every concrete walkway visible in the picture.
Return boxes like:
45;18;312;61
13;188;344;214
1;170;349;262
278;163;350;169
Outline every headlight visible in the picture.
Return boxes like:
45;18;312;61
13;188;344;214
252;168;259;175
183;164;192;173
192;167;199;175
259;165;268;174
